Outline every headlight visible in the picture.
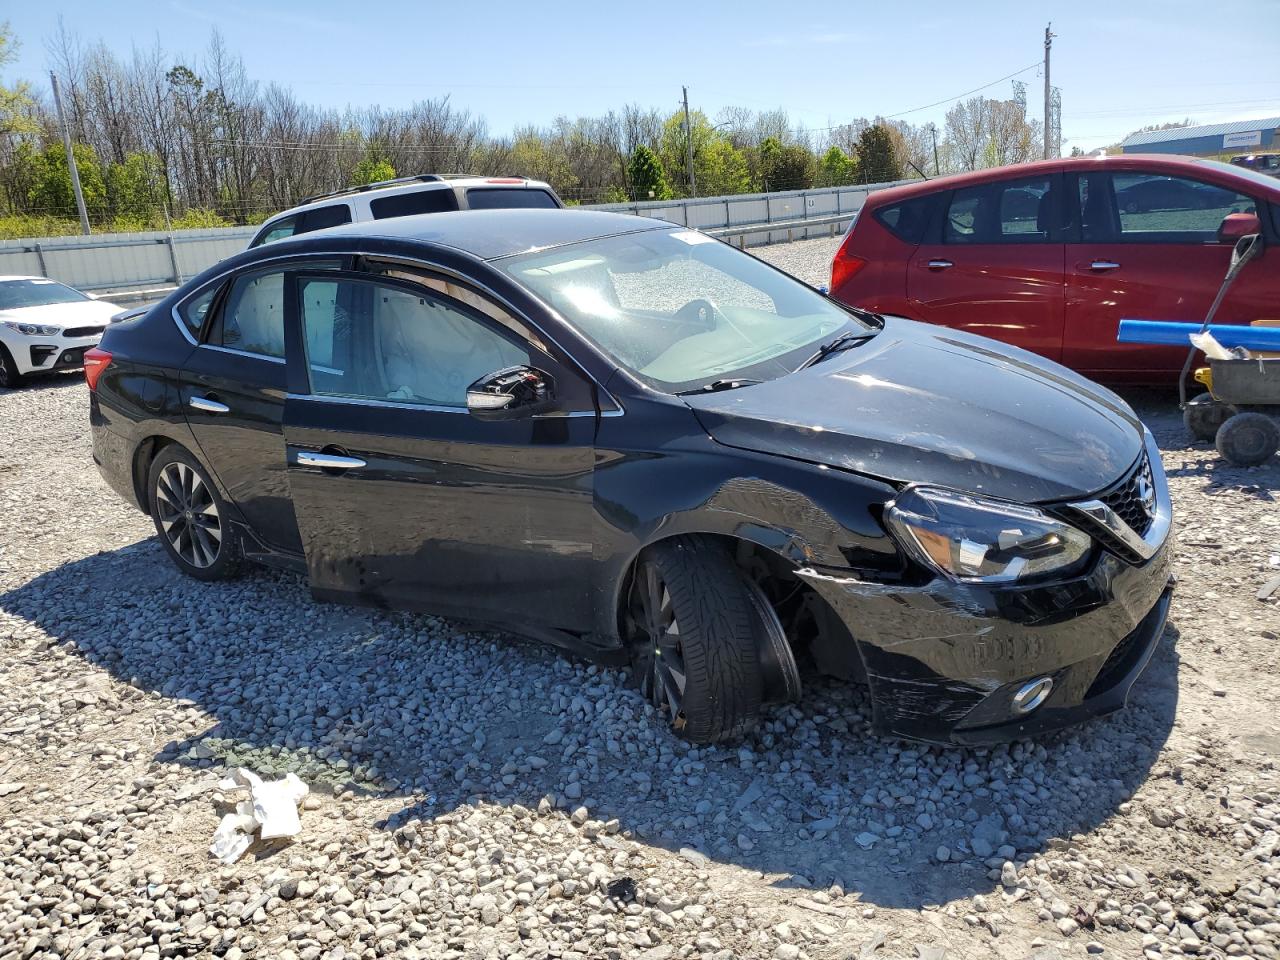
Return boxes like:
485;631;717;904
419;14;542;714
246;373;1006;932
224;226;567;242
3;321;61;336
885;486;1091;583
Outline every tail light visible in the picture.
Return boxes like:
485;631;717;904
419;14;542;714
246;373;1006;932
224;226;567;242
830;245;868;295
83;347;112;390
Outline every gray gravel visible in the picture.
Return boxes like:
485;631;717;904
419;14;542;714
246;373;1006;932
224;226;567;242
0;239;1278;959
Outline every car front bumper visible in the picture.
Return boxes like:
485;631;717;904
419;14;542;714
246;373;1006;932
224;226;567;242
799;537;1174;745
7;331;104;376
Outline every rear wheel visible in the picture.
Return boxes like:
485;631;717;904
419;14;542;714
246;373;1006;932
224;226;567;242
1184;392;1235;443
147;446;243;580
625;537;763;744
0;343;25;389
1215;412;1280;467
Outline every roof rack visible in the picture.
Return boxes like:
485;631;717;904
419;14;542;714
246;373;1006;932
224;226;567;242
300;172;519;205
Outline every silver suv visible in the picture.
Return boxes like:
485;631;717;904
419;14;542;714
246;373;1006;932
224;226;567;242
247;174;563;248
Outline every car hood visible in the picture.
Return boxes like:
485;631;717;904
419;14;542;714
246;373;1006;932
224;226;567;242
682;317;1145;503
0;299;121;326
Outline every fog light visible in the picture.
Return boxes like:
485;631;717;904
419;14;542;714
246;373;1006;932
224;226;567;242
1011;677;1053;715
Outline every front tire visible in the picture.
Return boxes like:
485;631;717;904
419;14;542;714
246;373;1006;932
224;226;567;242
625;537;763;744
147;446;243;581
1215;412;1280;466
0;343;25;389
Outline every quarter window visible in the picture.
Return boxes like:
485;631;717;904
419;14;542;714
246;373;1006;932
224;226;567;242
177;283;220;338
299;277;530;407
209;272;286;358
872;194;939;244
465;188;558;210
944;177;1055;244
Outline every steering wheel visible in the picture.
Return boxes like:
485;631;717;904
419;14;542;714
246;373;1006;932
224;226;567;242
673;298;725;331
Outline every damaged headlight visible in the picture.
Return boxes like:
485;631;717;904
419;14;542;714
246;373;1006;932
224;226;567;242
3;321;60;336
885;487;1091;584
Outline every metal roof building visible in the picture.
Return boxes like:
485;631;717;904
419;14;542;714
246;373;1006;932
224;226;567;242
1121;116;1280;156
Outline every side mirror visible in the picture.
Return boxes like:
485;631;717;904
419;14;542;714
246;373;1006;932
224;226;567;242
1218;212;1261;243
466;365;556;420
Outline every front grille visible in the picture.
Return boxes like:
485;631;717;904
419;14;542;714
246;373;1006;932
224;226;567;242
1099;453;1155;536
62;325;105;339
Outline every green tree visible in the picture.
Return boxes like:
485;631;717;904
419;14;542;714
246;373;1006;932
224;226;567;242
857;124;902;183
0;23;36;137
815;145;857;187
106;152;165;221
351;153;395;186
626;144;670;201
759;137;814;191
696;137;751;197
14;142;108;221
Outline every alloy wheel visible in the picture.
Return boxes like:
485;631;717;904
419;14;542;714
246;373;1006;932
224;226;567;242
155;462;222;568
630;561;687;730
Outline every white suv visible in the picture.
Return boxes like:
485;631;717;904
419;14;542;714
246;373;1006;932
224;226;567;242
248;174;564;248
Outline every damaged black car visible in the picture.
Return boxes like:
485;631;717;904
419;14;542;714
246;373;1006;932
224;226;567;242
87;208;1174;746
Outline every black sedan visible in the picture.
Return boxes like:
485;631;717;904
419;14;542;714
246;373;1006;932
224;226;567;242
86;209;1174;745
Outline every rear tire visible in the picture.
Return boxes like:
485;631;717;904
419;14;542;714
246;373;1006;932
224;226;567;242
625;537;763;744
0;343;25;389
147;445;244;581
1183;392;1235;443
1215;412;1280;466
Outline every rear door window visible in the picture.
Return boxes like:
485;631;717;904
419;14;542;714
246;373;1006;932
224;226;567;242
299;204;352;233
370;189;460;219
465;188;559;210
1109;172;1258;243
872;194;939;244
944;176;1055;244
209;272;286;359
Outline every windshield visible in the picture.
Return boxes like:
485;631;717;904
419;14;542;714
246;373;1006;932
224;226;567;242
0;278;91;310
1195;157;1280;193
496;228;872;392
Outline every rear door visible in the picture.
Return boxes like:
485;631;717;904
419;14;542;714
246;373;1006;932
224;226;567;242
1063;168;1273;379
178;268;302;553
907;173;1066;361
282;270;598;631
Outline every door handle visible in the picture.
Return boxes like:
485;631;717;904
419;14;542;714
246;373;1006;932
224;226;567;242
1089;260;1121;271
295;449;367;471
927;259;954;270
188;395;230;414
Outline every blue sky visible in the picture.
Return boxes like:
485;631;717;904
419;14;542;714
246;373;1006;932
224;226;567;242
5;0;1279;152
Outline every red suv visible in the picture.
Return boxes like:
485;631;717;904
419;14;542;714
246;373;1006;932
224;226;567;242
830;155;1279;383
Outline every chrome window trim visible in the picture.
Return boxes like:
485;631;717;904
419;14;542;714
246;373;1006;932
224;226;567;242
285;391;598;418
199;343;286;365
1064;430;1172;563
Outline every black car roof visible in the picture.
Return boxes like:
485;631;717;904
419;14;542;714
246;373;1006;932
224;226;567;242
301;208;670;261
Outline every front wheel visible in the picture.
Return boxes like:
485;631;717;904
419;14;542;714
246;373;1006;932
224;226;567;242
625;537;763;744
1216;412;1280;467
0;343;25;389
147;445;244;580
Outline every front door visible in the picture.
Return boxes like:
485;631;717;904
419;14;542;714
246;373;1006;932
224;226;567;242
179;268;303;554
282;271;598;632
908;173;1066;361
1063;169;1274;380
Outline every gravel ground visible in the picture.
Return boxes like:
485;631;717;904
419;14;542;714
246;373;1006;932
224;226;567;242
1;237;1279;960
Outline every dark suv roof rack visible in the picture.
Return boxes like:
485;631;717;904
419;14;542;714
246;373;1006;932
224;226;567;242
301;172;517;206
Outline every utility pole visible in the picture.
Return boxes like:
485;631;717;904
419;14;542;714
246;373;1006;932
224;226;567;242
1043;24;1055;160
50;72;91;235
930;123;941;175
682;86;696;197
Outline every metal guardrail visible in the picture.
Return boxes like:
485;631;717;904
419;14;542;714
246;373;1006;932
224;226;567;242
0;180;909;299
706;211;858;248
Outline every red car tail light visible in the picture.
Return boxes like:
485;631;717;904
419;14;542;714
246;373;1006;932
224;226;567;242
83;347;112;390
830;246;868;294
